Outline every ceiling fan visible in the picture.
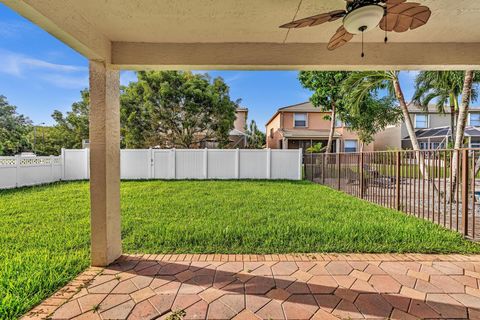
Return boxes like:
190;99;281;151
279;0;431;56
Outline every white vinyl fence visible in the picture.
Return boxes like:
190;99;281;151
0;148;302;189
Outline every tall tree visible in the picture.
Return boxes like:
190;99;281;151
245;120;265;149
0;95;32;155
298;71;350;153
27;125;66;156
341;94;402;151
413;71;475;145
450;70;476;197
343;71;431;179
51;89;90;149
121;71;238;148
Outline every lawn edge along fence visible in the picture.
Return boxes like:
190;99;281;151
0;148;302;189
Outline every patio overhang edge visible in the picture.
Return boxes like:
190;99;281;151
111;42;480;71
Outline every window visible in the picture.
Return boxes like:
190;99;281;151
419;142;429;150
415;114;428;128
344;140;358;153
294;113;307;127
471;139;480;148
470;113;480;126
269;128;274;139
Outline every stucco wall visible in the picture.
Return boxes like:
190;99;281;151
400;113;450;138
282;112;330;130
374;126;402;151
266;113;282;149
234;110;247;132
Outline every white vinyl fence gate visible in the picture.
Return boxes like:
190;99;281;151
0;148;302;189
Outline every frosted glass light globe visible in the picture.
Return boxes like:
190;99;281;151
343;5;384;34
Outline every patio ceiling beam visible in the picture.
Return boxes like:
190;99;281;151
111;42;480;71
2;0;110;61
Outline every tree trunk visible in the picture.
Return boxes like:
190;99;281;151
449;94;456;146
326;103;336;153
450;70;475;199
392;77;430;180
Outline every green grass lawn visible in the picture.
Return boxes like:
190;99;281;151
1;180;479;319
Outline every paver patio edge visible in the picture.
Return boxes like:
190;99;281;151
21;254;480;319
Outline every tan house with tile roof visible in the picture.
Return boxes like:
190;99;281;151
265;102;374;153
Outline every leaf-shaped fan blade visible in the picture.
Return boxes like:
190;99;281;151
379;2;431;32
327;26;354;51
384;0;407;4
279;10;346;28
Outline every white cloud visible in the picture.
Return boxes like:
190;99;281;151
0;49;87;89
224;72;244;83
0;50;86;77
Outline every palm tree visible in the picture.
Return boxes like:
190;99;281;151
343;71;430;179
450;70;476;198
413;71;471;145
245;120;265;149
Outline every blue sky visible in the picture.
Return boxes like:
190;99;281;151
0;3;418;131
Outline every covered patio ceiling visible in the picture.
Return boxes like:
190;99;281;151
3;0;480;70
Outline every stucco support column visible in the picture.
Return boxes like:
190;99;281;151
89;60;122;267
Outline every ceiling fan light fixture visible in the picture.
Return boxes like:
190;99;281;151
343;4;384;34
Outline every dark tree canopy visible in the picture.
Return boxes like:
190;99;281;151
298;71;350;112
51;89;90;149
341;94;402;146
0;96;32;155
121;71;238;148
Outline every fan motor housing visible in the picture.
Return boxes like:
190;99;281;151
343;4;385;34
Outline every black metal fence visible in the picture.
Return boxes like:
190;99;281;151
304;149;480;240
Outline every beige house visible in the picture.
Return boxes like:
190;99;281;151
266;102;373;153
202;107;248;148
374;104;480;150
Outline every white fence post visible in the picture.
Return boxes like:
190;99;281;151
148;148;153;179
170;148;176;179
61;148;65;180
266;148;271;179
235;148;240;179
15;154;20;187
84;148;90;179
298;148;303;180
204;148;208;179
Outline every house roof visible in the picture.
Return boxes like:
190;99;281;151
402;126;480;140
407;103;480;113
266;101;326;126
280;129;341;139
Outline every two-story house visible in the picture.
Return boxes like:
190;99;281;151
374;104;480;150
265;102;372;153
202;107;248;148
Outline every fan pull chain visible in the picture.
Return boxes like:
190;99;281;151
361;29;365;58
384;7;388;44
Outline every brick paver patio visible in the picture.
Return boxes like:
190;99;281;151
24;254;480;319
